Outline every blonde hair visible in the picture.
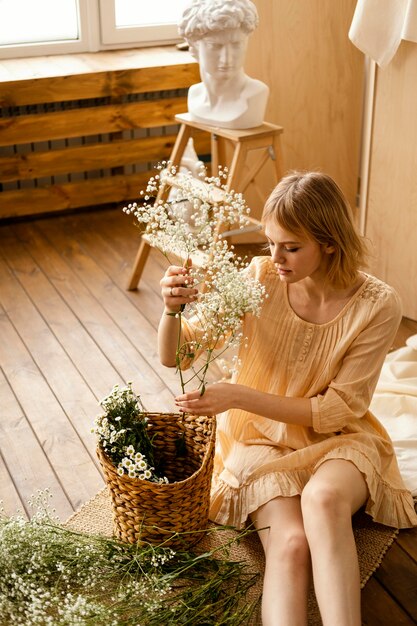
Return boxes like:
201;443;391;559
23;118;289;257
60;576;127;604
262;171;368;289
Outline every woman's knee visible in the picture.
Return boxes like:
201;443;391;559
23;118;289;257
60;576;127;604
265;528;310;568
301;480;351;530
302;460;369;522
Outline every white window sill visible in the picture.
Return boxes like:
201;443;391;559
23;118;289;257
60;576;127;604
0;45;195;84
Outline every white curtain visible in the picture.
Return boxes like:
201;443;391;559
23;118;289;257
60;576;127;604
349;0;417;67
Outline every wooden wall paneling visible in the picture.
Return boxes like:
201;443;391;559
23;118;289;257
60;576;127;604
245;0;364;209
0;171;151;218
365;42;417;320
0;63;200;108
0;49;201;220
0;134;178;182
0;97;189;146
0;132;210;183
0;11;364;218
0;132;210;218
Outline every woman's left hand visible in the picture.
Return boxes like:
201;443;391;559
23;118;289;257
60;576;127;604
175;382;238;415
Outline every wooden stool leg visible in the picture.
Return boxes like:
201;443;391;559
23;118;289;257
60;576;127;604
211;133;219;176
126;236;152;290
271;133;284;182
211;134;228;176
127;123;192;290
168;123;193;168
226;142;247;192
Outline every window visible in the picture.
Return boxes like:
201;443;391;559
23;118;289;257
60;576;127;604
0;0;79;46
0;0;189;59
100;0;190;45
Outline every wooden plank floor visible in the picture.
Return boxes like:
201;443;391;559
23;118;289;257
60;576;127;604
0;207;416;624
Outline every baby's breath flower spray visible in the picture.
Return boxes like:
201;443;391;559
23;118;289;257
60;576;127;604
124;164;266;395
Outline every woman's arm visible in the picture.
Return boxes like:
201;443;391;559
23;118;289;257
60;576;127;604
174;382;313;426
175;287;402;430
158;264;198;367
311;294;402;433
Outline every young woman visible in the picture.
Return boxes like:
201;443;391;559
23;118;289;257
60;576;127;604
158;171;417;626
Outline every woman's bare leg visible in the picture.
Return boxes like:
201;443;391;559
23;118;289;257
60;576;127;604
301;459;369;626
250;496;311;626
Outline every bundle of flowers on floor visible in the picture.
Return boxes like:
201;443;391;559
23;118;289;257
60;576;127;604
0;491;260;626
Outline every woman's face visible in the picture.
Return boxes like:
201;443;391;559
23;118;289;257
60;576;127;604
264;219;332;284
196;28;248;79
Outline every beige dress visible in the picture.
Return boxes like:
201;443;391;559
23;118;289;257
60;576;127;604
182;256;417;529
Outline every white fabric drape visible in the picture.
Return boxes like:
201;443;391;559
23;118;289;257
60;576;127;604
371;335;417;495
349;0;417;67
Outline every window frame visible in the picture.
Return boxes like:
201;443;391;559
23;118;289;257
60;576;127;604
0;0;184;60
99;0;183;46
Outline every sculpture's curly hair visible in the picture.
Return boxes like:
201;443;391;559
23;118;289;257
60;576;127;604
179;0;258;47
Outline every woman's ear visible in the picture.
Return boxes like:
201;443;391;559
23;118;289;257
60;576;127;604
323;243;335;255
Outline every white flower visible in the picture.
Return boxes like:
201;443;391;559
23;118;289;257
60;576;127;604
122;163;267;397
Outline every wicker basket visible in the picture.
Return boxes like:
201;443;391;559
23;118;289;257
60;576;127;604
97;412;216;548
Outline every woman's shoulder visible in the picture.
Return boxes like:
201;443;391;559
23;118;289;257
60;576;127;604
356;273;402;318
360;273;400;303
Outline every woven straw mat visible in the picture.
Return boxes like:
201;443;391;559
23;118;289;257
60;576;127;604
65;487;398;626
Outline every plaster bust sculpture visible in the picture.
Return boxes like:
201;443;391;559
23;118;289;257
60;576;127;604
178;0;269;129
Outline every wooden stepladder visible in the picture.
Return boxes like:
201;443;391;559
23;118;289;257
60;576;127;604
127;112;284;290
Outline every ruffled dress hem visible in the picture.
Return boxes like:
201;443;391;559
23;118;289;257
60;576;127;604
209;447;417;530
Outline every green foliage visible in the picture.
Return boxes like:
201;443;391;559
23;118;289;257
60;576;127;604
93;383;166;483
0;491;260;625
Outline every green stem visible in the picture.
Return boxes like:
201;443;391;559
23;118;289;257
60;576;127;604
176;311;186;395
182;336;236;389
175;254;192;396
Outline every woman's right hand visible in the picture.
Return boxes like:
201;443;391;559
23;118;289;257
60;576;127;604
160;264;199;313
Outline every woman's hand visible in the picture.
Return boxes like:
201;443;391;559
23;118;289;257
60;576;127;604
160;263;198;313
175;382;238;415
176;383;314;427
